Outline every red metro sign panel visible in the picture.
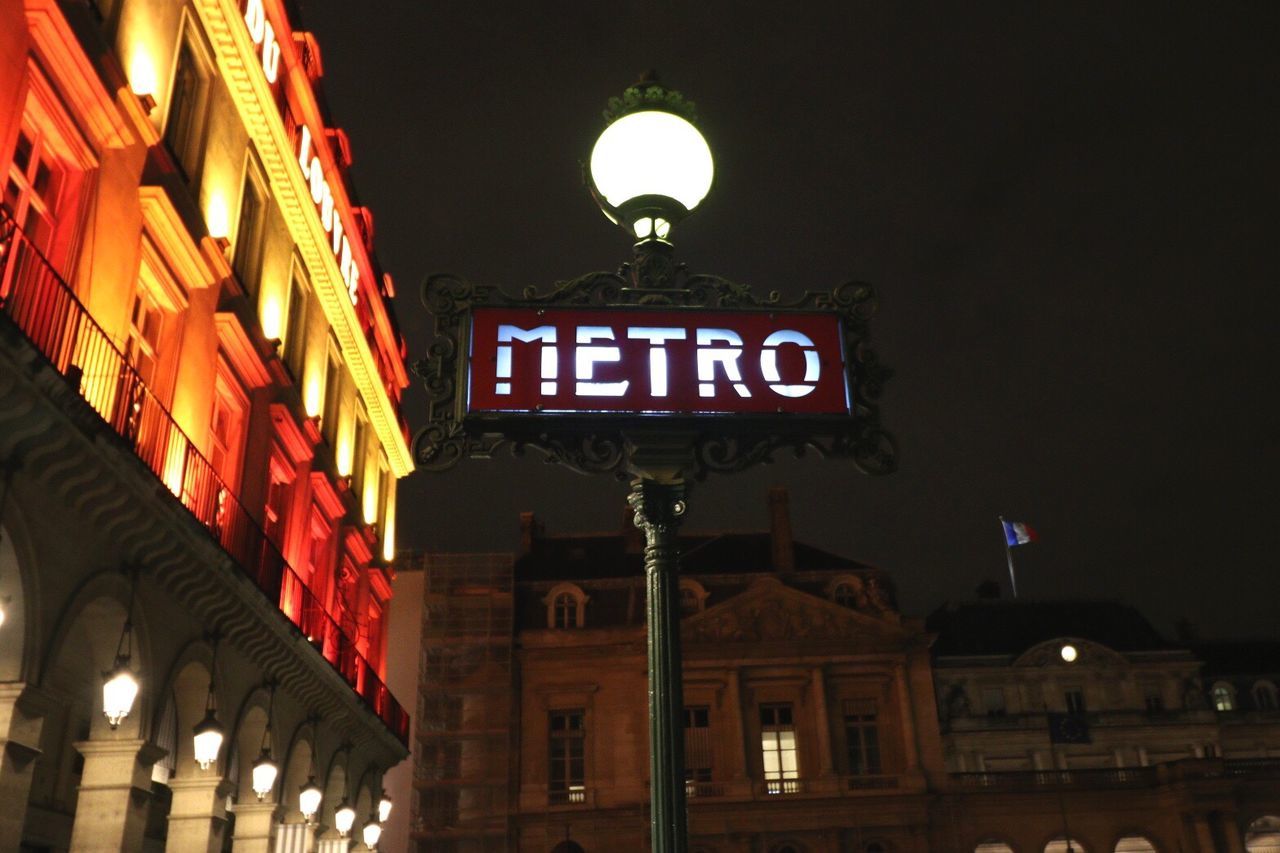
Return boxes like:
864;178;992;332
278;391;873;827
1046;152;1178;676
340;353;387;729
466;307;852;416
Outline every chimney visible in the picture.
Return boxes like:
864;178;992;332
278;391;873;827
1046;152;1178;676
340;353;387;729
768;486;794;573
519;512;540;556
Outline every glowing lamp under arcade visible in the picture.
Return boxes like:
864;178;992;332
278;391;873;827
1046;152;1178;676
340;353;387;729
334;799;356;836
102;663;139;729
362;815;383;848
299;777;323;821
378;792;392;823
251;749;278;800
192;710;225;770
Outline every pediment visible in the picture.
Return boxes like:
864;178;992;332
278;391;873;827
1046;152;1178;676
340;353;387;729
683;577;904;644
1013;637;1127;668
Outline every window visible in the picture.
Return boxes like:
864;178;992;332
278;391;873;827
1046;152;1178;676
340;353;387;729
833;582;858;608
126;289;164;387
1143;689;1164;714
283;266;308;378
208;368;248;490
1212;682;1235;712
843;699;881;776
322;345;342;445
1064;688;1086;715
351;410;368;494
263;463;291;547
684;707;712;787
981;687;1006;716
164;36;209;181
232;169;267;297
548;710;585;804
1254;681;1279;711
679;581;704;616
760;704;800;793
553;593;578;629
4;124;66;257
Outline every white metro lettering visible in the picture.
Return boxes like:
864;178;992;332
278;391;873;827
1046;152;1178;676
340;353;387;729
576;327;628;397
496;325;557;395
760;329;821;398
696;329;751;398
626;327;686;396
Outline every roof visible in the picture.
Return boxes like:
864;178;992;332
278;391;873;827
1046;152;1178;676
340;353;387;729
514;530;871;581
1192;641;1280;676
927;599;1173;657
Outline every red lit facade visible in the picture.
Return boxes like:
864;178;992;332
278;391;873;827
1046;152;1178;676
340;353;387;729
0;0;412;850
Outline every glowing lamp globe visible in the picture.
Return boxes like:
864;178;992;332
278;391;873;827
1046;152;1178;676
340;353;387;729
362;815;383;848
1060;643;1078;663
378;793;392;823
334;799;356;836
298;777;323;821
251;750;278;801
192;711;224;770
588;77;713;242
102;663;139;729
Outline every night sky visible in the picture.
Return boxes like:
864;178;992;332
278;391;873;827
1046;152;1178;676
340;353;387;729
296;2;1278;638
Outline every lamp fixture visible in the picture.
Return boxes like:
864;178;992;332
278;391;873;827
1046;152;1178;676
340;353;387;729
102;571;139;729
251;683;278;800
361;812;382;849
587;72;713;246
1060;643;1079;663
192;633;224;770
299;716;322;822
334;797;356;837
377;790;392;823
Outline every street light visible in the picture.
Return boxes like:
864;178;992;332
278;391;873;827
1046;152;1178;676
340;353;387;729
587;72;713;243
251;684;277;800
377;790;392;823
103;573;139;729
192;634;224;770
1060;643;1078;663
333;798;355;837
298;776;322;822
361;812;382;849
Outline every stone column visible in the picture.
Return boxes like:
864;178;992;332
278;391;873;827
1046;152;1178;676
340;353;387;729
68;738;166;853
895;663;920;771
274;820;316;853
724;669;748;783
230;801;280;853
1189;814;1216;853
165;777;234;853
0;684;48;853
315;836;350;853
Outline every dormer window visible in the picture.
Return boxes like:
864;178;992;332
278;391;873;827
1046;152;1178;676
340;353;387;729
1254;680;1278;711
826;574;865;609
1212;681;1236;712
543;583;587;629
678;579;707;616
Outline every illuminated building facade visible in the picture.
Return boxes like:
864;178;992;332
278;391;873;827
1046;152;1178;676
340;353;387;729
399;492;1280;853
0;0;412;850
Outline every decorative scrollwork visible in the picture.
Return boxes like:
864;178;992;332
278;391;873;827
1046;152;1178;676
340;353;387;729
412;254;897;481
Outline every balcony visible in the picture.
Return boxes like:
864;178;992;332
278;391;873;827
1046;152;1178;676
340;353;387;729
0;208;407;744
951;767;1157;791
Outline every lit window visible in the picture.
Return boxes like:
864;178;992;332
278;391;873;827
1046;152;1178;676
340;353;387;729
684;707;712;789
209;368;248;490
548;710;585;804
126;290;164;387
164;37;209;181
283;267;309;378
1212;682;1236;712
322;344;342;446
1254;681;1278;711
232;169;267;296
843;699;881;776
760;704;800;794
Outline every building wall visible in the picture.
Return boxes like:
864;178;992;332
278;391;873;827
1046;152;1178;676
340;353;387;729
0;0;413;849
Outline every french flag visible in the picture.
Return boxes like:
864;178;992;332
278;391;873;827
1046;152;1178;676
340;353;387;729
1002;520;1039;547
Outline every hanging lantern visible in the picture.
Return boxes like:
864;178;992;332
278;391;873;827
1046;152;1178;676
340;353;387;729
102;659;139;728
334;798;356;836
192;708;224;770
377;791;392;823
361;813;382;849
298;776;323;822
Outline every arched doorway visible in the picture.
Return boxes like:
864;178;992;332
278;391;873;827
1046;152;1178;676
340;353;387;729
1114;836;1157;852
1045;840;1087;853
1246;816;1280;853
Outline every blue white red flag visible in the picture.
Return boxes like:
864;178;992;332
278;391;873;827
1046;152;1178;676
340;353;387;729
1002;520;1039;547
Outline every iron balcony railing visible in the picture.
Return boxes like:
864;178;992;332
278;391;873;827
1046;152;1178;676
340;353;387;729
0;208;408;744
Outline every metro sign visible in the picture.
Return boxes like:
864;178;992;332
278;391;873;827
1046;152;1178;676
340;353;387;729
467;307;851;416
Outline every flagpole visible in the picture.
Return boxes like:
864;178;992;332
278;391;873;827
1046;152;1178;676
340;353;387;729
999;516;1019;598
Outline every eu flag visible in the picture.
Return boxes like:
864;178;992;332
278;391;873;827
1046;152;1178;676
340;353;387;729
1047;712;1091;744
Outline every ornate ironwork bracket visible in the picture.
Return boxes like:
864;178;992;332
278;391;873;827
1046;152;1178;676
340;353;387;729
411;254;897;481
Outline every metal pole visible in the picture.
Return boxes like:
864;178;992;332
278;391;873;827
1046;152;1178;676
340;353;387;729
629;477;688;853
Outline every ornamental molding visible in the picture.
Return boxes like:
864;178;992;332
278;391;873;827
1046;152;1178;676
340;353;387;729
1013;637;1128;669
682;577;904;645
